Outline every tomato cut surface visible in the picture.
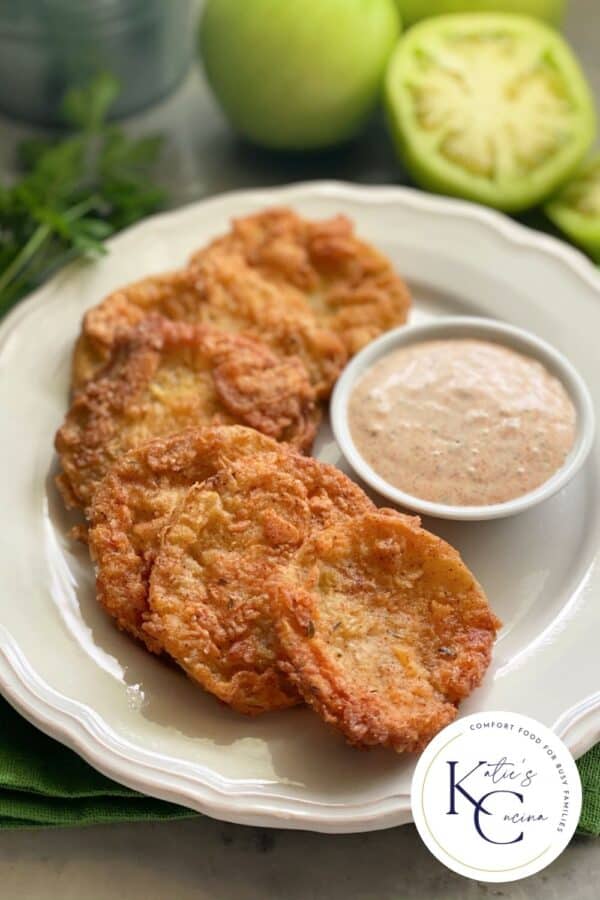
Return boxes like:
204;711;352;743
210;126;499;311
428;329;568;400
386;13;596;211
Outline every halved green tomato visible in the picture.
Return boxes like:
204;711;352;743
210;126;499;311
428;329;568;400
545;156;600;261
395;2;565;29
385;13;596;212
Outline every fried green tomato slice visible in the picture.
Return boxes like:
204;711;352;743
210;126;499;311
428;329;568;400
385;13;596;212
144;453;375;714
56;315;319;511
545;155;600;262
189;207;412;356
270;512;500;751
72;250;346;399
88;426;284;652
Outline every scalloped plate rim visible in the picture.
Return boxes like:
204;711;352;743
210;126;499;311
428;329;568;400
0;180;599;833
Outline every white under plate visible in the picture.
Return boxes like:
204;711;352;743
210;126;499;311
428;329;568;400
0;182;599;834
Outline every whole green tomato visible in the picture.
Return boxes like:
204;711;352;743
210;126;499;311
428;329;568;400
200;0;400;150
395;0;565;27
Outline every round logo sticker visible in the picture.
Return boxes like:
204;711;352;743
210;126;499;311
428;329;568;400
411;711;582;883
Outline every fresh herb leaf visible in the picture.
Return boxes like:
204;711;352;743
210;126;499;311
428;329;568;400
62;72;120;133
0;73;166;314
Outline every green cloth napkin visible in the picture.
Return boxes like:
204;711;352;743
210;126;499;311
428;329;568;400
577;744;600;836
0;694;599;833
0;697;195;829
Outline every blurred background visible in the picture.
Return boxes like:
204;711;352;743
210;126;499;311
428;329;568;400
0;0;599;318
0;0;598;278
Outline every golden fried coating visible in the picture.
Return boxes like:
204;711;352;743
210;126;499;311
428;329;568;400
190;207;412;356
72;251;346;397
57;316;319;511
88;426;284;652
145;453;375;715
271;513;500;752
72;269;194;387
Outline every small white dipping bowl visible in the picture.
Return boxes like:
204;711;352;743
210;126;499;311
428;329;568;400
331;316;595;521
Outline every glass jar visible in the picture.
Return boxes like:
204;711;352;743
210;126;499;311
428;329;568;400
0;0;195;125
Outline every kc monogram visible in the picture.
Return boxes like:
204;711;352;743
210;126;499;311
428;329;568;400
447;761;525;844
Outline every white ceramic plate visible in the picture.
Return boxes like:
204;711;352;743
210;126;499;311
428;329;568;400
0;182;599;834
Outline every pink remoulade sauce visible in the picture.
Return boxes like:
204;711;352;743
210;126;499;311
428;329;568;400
348;339;576;507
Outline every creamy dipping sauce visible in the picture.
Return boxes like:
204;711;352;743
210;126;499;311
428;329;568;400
348;339;577;507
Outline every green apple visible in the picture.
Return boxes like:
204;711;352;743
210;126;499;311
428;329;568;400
200;0;401;150
395;1;566;27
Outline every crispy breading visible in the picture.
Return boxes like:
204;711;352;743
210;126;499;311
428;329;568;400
144;453;375;715
72;251;347;397
72;269;192;387
88;426;284;652
270;512;500;752
190;207;412;355
57;316;319;511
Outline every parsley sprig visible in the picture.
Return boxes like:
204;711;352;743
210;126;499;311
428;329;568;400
0;73;165;313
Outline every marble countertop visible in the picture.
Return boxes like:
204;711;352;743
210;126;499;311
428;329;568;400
0;1;598;896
